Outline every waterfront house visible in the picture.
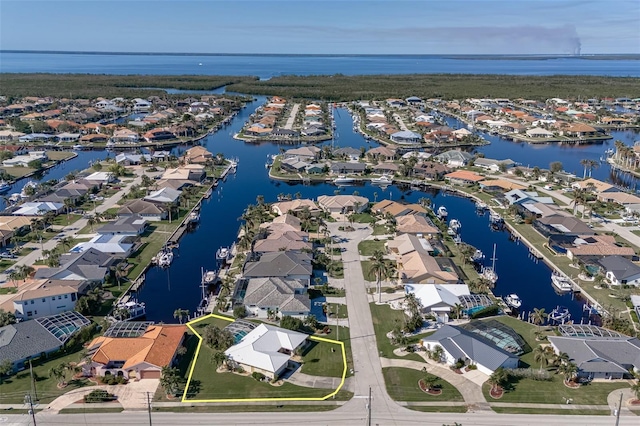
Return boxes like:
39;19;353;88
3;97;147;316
598;255;640;287
504;189;554;206
596;191;640;207
366;146;396;162
405;283;470;323
317;194;369;214
433;150;473;167
421;324;520;375
224;323;308;381
412;162;451;180
372;162;399;175
0;145;29;156
143;128;176;142
2;151;48;167
161;165;205;182
97;215;147;236
280;157;310;173
87;324;187;380
534;213;595;237
56;132;81;143
118;199;168;221
144;187;181;205
390;235;458;285
243;251;312;286
0;130;26;141
35;248;113;283
444;170;484;186
238;277;310;319
333;147;361;161
271;199;321;216
557;235;635;260
70;234;136;258
329;162;366;175
284;146;320;162
390;130;422;145
395;215;440;237
0;311;90;374
571;178;618;193
115;153;151;166
80;134;108;144
111;128;140;144
183;146;213;164
479;180;527;193
12;282;80;321
473;158;515;172
18;134;56;144
12;201;63;216
371;200;427;218
548;334;640;380
387;233;434;257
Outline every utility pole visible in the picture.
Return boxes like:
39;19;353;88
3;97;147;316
29;359;38;401
367;386;372;426
614;391;623;426
24;394;36;426
147;392;153;426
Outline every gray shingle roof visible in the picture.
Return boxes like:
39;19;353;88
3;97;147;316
243;252;312;278
548;335;640;374
243;277;310;313
598;256;640;281
0;321;63;367
423;325;519;371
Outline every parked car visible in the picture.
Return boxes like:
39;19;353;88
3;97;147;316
0;252;16;259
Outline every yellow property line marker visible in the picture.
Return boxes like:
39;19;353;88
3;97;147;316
181;313;347;403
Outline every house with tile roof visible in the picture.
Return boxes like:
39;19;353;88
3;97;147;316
444;170;484;186
371;200;427;218
395;215;440;238
183;146;213;164
271;199;321;216
317;195;369;214
224;323;308;380
118;199;168;221
87;324;187;379
562;235;635;260
421;324;519;375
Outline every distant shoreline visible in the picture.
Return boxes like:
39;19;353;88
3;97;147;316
1;50;639;61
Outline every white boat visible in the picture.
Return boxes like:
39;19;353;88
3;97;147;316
72;144;84;150
203;270;217;284
482;244;499;283
8;193;21;203
475;201;488;210
447;227;457;236
471;249;484;263
371;175;393;185
204;187;213;199
437;206;448;219
549;306;571;323
489;211;503;224
0;181;10;193
504;294;522;309
188;211;200;223
115;300;146;320
106;141;115;150
551;272;573;293
449;219;461;232
157;250;174;267
216;246;231;263
19;180;38;198
333;175;355;185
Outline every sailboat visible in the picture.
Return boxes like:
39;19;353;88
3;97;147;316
481;244;498;283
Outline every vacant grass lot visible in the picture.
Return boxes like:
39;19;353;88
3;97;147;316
357;239;386;256
0;349;89;404
482;375;629;405
301;327;350;378
383;367;463;402
370;303;425;362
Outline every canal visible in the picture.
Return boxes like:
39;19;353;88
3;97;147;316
135;99;616;323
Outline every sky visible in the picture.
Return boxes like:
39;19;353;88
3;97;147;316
1;0;639;55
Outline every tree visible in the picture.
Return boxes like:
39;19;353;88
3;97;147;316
369;249;394;304
631;381;640;401
46;252;61;267
557;361;578;383
488;367;509;392
421;375;438;391
210;351;228;369
451;303;463;320
0;359;13;383
280;315;304;332
533;345;549;372
549;161;563;174
0;309;16;327
159;366;180;397
92;162;103;171
87;215;98;232
173;308;189;324
140;174;154;188
49;363;69;387
303;314;319;330
202;325;234;351
430;345;444;362
233;305;248;319
531;307;548;330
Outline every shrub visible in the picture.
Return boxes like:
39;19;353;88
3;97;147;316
467;364;477;370
252;372;266;381
505;368;552;381
84;389;115;403
470;304;499;319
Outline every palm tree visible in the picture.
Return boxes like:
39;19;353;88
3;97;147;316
580;158;590;179
173;308;189;324
533;345;549;372
49;364;66;387
421;375;438;392
59;236;73;251
587;159;599;177
451;303;464;320
557;361;578;383
431;345;444;362
488;367;509;393
368;250;388;304
631;381;640;401
531;307;548;331
159;366;180;397
87;215;97;232
46;252;61;267
210;351;228;368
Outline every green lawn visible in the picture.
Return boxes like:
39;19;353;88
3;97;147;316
482;375;629;405
372;224;391;236
326;303;348;319
349;212;376;224
0;166;37;178
45;151;76;161
370;303;425;362
407;406;468;413
357;239;386;256
382;367;463;402
184;342;352;401
301;328;350;378
491;407;610;415
361;260;396;282
51;214;82;227
0;349;89;404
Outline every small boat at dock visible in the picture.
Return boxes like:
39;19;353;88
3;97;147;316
489;211;503;224
471;249;484;263
371;175;393;186
437;206;448;219
155;249;174;267
188;211;200;223
504;294;522;309
216;246;231;264
0;181;11;193
114;299;146;321
475;201;488;211
203;187;213;199
549;305;571;323
203;270;217;284
449;219;461;232
333;175;355;185
551;272;573;293
481;244;499;283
